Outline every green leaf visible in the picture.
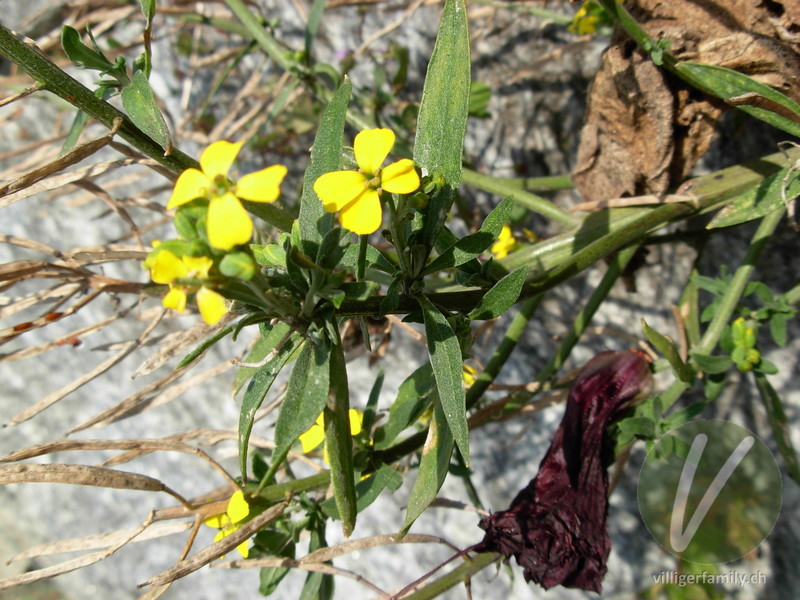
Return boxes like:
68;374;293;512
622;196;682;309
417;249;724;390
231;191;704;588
708;166;800;229
299;79;352;258
321;463;402;520
674;61;800;138
242;201;294;233
418;295;469;465
616;416;656;438
120;70;172;151
251;243;287;268
373;363;437;449
754;371;800;485
238;332;301;480
304;0;326;56
468;80;491;117
255;529;295;596
138;0;156;21
299;514;334;600
61;26;114;73
398;399;454;537
262;339;331;484
233;321;290;395
690;351;733;374
362;369;383;435
422;197;513;275
324;341;357;537
340;243;396;273
414;0;471;252
641;319;694;382
467;266;526;321
219;251;256;280
315;227;350;269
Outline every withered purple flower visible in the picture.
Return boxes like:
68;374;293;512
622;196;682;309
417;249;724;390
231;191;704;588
475;350;652;592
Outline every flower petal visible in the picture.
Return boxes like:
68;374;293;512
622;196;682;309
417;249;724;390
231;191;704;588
354;128;394;174
299;413;325;453
162;287;187;312
200;141;242;180
207;193;253;250
204;513;229;529
168;168;211;209
196;287;227;325
314;170;368;212
150;250;188;283
236;164;288;203
348;409;363;436
226;490;250;524
381;159;419;194
235;539;250;559
182;255;214;279
339;189;382;235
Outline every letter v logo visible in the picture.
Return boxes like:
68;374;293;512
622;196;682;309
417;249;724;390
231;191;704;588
668;433;754;552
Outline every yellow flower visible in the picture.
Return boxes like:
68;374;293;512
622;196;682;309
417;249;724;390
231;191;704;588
313;129;420;235
167;141;288;250
569;4;600;35
462;364;477;388
490;225;520;259
204;490;251;558
146;249;227;325
299;409;363;459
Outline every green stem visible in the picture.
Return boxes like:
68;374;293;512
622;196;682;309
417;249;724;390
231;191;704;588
466;296;542;409
461;168;577;227
0;24;196;173
661;207;787;412
224;0;298;73
494;173;574;192
400;552;501;600
250;470;331;503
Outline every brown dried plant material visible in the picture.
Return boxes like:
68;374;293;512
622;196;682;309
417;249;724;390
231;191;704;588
573;0;800;202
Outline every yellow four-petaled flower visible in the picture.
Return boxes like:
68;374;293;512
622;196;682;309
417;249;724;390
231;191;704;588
490;225;520;259
146;248;227;325
313;129;420;235
168;141;288;250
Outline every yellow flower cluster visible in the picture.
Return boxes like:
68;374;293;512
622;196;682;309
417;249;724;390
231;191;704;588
147;141;287;324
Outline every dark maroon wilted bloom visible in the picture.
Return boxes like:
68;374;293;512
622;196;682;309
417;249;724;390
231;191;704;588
475;350;652;592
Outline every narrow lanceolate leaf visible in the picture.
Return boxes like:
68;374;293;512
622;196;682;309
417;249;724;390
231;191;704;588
120;71;172;152
422;197;513;275
373;363;437;449
238;331;302;481
708;166;800;229
233;322;291;395
418;294;469;465
641;319;693;382
754;371;800;485
674;61;800;138
414;0;471;250
467;266;526;321
299;78;351;258
324;341;357;537
264;340;331;484
399;399;454;537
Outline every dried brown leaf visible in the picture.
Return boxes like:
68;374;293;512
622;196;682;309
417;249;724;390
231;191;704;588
0;438;237;487
0;158;149;209
0;512;156;592
68;358;233;433
133;314;235;378
7;521;191;563
5;309;163;425
301;534;446;564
